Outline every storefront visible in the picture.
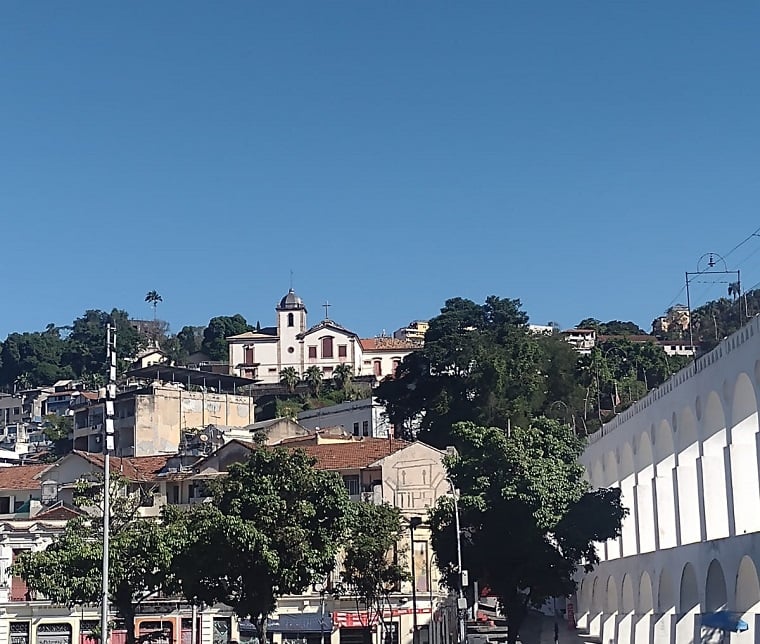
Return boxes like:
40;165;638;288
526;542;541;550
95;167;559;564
238;613;333;644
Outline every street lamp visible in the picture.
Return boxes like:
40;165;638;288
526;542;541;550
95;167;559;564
445;478;466;644
313;580;328;644
409;516;423;644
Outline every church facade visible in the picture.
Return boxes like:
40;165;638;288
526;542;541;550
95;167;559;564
227;289;418;384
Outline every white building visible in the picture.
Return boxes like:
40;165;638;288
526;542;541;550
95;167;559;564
297;398;393;438
658;339;699;357
560;328;596;354
227;289;418;384
576;317;760;644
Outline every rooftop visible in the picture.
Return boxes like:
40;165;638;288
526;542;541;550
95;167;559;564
286;437;410;470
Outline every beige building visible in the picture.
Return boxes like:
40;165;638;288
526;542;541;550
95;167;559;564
72;366;257;457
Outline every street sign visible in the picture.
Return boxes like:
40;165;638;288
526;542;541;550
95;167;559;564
461;570;469;587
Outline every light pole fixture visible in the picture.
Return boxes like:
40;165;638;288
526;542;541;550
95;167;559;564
313;580;328;644
445;478;466;644
409;516;423;644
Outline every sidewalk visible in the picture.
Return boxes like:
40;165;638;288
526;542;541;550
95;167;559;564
515;613;599;644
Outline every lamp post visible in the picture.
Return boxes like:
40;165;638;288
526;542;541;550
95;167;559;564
445;478;465;644
409;516;423;644
313;581;328;644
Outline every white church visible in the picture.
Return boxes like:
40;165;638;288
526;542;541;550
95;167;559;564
227;289;419;384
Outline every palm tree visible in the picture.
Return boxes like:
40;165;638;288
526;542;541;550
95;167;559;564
305;365;324;397
280;367;300;394
145;290;163;321
333;363;353;391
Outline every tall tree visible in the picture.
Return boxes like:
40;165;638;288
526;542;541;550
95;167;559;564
377;296;551;447
429;420;626;644
332;363;353;391
145;290;163;321
201;314;252;361
336;503;410;643
12;473;178;644
305;365;324;397
171;446;350;644
0;331;73;388
279;366;301;394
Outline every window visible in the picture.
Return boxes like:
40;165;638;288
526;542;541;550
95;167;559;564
321;336;334;359
343;475;360;496
338;345;347;358
287;312;294;327
244;346;255;364
392;359;401;376
0;497;10;513
308;346;317;359
323;366;333;374
373;360;383;376
11;622;30;644
353;422;359;436
36;624;72;644
362;420;369;436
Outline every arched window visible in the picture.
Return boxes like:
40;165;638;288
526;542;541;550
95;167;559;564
373;360;383;376
321;336;334;359
287;312;294;327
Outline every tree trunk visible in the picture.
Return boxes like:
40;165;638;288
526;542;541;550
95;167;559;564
504;600;527;644
256;615;268;644
123;606;137;644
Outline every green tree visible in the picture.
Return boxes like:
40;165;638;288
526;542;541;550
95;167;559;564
171;446;350;644
0;332;73;388
305;365;324;397
12;474;178;644
332;363;353;391
377;296;550;446
336;503;410;642
280;366;301;394
145;290;163;321
429;420;626;644
201;314;252;361
42;414;73;459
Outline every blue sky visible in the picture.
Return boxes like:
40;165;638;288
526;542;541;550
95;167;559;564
3;2;760;340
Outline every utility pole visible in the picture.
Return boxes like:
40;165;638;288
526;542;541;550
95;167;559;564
446;479;466;644
101;322;117;644
409;517;423;644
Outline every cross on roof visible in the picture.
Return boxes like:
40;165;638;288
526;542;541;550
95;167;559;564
323;301;331;320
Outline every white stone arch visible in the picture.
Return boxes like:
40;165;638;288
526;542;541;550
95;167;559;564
705;559;728;612
621;574;635;614
676;407;701;544
735;555;760;619
638;571;654;614
679;562;699;613
658;568;676;613
731;372;760;534
606;576;619;613
604;450;622;559
653;420;678;550
619;442;637;556
591;576;602;613
636;431;657;552
702;391;730;539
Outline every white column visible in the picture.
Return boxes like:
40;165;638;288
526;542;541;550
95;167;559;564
654;465;678;549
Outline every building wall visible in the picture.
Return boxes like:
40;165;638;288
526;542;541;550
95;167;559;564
133;388;255;456
577;317;760;644
297;399;391;438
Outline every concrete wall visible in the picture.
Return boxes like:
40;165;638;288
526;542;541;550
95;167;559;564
298;398;391;438
578;317;760;643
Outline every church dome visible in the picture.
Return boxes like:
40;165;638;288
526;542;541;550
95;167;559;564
278;288;305;310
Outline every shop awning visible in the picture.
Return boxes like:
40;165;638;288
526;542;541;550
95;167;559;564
239;614;333;634
702;611;749;632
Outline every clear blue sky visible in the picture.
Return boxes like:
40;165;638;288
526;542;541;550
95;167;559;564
3;2;760;340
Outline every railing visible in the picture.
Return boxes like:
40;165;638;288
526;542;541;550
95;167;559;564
588;315;760;445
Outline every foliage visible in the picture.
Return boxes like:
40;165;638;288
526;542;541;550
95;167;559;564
575;319;646;336
171;446;350;643
41;414;73;460
305;365;324;397
377;296;568;446
11;473;177;644
336;503;409;637
145;291;163;321
332;363;353;391
0;331;73;388
201;314;252;361
429;420;626;644
279;366;301;394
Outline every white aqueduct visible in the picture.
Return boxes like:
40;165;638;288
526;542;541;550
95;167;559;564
578;317;760;643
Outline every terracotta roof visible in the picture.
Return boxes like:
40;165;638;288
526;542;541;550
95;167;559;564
34;501;83;520
73;452;172;482
0;464;50;491
359;338;418;352
284;438;410;470
598;334;656;344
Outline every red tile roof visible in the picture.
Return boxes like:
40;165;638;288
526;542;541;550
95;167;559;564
0;464;49;491
284;438;410;470
359;338;418;352
73;452;171;482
